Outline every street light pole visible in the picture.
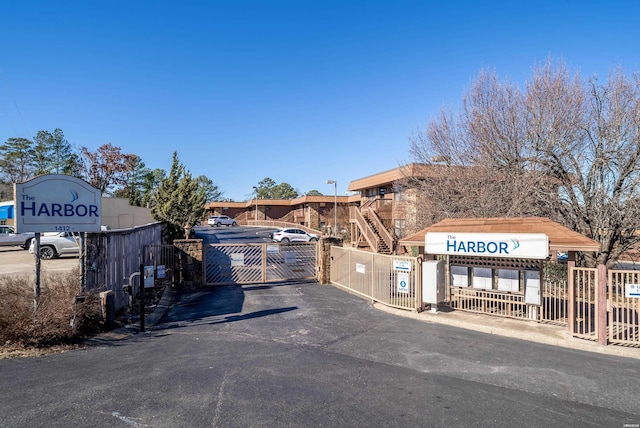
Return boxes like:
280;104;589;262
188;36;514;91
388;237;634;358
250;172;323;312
326;180;337;237
252;186;258;223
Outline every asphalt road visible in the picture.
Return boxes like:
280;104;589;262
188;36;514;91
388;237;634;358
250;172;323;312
194;225;277;244
0;281;638;427
0;246;80;277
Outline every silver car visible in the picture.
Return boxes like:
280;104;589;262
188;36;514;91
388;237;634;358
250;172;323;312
207;215;237;227
29;232;80;259
0;225;34;249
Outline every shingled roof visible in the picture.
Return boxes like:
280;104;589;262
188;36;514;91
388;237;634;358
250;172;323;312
399;217;600;252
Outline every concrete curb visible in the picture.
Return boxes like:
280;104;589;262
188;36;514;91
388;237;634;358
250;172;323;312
373;303;640;360
88;287;176;343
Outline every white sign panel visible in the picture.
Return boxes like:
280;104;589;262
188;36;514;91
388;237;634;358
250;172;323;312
230;253;245;267
285;252;297;264
356;263;366;274
625;284;640;298
393;260;411;271
14;175;102;233
397;272;409;294
425;232;549;259
143;266;155;288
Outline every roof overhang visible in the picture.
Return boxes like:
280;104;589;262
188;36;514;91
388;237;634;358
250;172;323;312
398;217;600;253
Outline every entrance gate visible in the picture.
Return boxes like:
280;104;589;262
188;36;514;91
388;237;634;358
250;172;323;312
570;266;640;346
204;242;318;286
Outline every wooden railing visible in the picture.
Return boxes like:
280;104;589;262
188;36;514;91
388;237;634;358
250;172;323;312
350;207;380;251
363;207;394;253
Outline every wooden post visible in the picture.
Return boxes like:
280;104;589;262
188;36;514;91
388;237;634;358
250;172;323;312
567;251;576;334
597;264;607;346
33;232;41;312
139;263;145;332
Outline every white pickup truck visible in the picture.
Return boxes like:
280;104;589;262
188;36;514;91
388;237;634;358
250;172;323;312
29;232;80;259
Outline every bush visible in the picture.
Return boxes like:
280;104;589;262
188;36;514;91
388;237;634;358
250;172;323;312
0;269;104;351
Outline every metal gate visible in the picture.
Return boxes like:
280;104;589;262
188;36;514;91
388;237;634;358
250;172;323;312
571;267;598;340
205;242;318;285
608;270;640;346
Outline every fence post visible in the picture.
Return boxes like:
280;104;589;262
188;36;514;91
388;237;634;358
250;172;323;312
567;253;576;334
597;264;607;345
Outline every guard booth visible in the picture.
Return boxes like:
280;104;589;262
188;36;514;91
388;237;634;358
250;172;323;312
400;217;600;322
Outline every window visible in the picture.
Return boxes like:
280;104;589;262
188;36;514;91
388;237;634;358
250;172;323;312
451;266;469;287
472;267;493;290
497;269;520;292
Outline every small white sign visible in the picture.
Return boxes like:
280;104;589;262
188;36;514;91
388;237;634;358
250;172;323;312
356;263;366;274
157;265;166;279
397;272;409;294
625;284;640;298
230;253;245;267
143;266;155;288
267;245;280;253
393;260;411;271
285;252;297;264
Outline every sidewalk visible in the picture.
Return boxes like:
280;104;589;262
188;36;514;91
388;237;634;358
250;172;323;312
375;303;640;360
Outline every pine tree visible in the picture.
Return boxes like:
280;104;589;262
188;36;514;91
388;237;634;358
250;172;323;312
150;152;206;242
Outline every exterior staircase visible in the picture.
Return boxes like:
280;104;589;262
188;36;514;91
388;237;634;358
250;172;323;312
350;206;394;254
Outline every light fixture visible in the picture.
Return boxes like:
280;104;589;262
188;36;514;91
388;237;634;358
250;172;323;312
326;180;337;237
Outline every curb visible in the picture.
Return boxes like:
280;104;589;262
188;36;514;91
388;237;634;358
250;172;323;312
88;287;176;344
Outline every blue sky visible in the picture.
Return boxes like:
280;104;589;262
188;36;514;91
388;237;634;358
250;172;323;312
1;1;639;201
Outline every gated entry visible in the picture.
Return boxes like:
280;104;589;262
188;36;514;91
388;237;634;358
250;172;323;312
205;242;318;285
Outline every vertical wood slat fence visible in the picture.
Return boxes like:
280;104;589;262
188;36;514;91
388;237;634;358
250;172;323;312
84;223;163;311
330;246;421;311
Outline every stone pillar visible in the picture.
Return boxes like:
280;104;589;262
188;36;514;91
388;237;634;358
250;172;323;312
173;239;204;289
318;237;343;284
308;202;320;229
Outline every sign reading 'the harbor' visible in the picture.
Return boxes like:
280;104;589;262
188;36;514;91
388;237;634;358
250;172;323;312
14;175;102;233
425;232;549;259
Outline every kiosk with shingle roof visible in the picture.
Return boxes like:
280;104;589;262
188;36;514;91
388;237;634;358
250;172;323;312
399;217;600;321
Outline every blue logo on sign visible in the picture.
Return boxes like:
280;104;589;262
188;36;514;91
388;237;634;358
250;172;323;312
69;189;79;202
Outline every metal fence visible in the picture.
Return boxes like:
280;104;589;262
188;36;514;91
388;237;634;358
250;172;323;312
572;267;598;340
607;270;640;346
205;242;318;285
329;246;421;311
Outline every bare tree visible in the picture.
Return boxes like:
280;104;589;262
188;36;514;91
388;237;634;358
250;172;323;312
79;143;138;195
408;58;640;267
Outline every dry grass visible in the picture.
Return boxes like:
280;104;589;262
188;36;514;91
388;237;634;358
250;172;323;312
0;269;104;358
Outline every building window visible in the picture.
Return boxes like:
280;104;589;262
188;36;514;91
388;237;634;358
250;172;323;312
394;219;405;237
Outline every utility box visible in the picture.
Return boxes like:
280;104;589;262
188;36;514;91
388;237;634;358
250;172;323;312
423;260;446;305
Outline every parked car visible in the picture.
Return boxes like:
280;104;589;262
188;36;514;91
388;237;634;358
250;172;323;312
29;232;80;259
0;225;34;249
207;215;237;227
270;228;319;243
